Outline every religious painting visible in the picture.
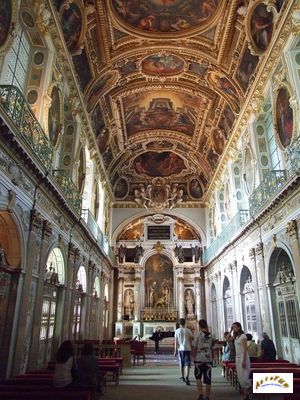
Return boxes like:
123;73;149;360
48;86;62;148
123;90;200;137
206;149;219;170
133;151;186;177
87;71;118;112
102;146;113;169
60;0;86;54
0;0;14;54
145;254;173;309
236;47;259;92
219;105;235;138
189;61;208;76
141;54;184;76
90;105;105;138
97;128;109;154
118;60;137;76
114;178;129;199
208;71;240;112
248;2;274;54
211;127;226;155
243;145;255;195
188;179;203;199
73;49;92;91
275;86;294;148
111;0;220;37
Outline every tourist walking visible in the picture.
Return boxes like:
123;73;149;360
174;318;193;385
231;322;251;400
192;319;215;400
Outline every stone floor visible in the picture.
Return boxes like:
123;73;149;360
103;352;244;400
103;351;288;400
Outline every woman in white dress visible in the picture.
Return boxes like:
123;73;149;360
231;322;251;400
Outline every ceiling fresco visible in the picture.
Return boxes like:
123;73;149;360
110;0;221;36
53;0;289;208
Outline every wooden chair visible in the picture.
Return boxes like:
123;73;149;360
131;341;146;366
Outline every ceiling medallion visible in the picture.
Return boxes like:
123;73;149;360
134;178;183;211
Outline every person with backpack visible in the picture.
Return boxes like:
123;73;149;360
192;319;215;400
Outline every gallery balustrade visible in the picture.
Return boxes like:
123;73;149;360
0;84;52;170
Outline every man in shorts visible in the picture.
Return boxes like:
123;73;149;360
174;318;193;385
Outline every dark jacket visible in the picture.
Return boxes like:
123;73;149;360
76;355;99;387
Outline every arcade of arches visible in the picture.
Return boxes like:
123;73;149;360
0;0;300;382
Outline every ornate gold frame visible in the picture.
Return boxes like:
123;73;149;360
0;0;17;56
59;0;87;55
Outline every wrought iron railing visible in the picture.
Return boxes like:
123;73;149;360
287;136;300;174
249;170;287;216
0;85;52;170
81;209;115;263
52;169;82;215
203;210;251;264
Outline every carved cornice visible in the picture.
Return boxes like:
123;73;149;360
286;219;298;239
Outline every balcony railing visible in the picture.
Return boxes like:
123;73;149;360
53;170;82;215
0;85;52;170
249;170;287;216
81;209;115;263
203;210;250;264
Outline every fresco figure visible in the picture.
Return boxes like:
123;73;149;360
250;4;273;52
0;1;12;48
141;54;184;76
112;0;219;33
276;87;293;148
61;3;82;52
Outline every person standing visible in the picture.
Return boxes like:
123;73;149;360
192;319;215;400
174;318;193;385
260;332;277;361
231;322;251;400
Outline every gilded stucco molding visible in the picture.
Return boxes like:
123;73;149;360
44;0;114;203
204;2;296;203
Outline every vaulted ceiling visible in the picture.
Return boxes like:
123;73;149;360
57;0;285;208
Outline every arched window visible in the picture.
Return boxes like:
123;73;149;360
211;283;219;338
46;248;65;284
269;248;299;363
240;266;257;338
90;276;101;338
39;248;65;368
73;266;87;340
223;276;233;331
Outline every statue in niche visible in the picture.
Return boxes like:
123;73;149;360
134;243;144;263
124;289;134;319
0;244;8;266
185;289;195;318
191;245;203;263
118;244;126;263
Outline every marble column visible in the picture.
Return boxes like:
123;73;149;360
117;275;124;322
200;267;206;320
195;274;201;321
286;220;300;300
255;242;272;335
178;277;184;318
134;268;142;321
249;248;263;339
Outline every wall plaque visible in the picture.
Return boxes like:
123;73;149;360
147;225;170;240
